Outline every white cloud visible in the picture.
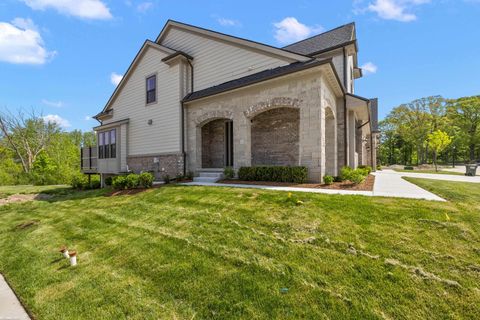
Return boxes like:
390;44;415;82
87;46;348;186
361;62;378;75
0;18;56;65
273;17;324;45
217;18;241;27
43;114;71;128
21;0;113;20
85;116;92;121
366;0;430;22
110;72;123;86
42;99;64;107
136;2;153;13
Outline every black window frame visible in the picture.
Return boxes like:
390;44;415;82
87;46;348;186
146;75;157;104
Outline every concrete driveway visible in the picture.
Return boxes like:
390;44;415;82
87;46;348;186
443;165;479;176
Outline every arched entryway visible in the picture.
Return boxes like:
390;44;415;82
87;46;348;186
201;119;233;168
251;107;299;166
325;107;337;175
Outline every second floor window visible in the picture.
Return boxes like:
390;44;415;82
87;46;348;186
98;128;116;159
146;75;156;104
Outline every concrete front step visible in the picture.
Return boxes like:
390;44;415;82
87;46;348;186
194;169;224;183
193;176;222;183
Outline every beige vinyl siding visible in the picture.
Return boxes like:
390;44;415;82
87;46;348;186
103;47;182;156
160;27;292;91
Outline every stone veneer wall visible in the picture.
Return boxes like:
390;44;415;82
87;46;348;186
127;153;184;180
201;119;226;168
185;71;342;183
251;108;299;166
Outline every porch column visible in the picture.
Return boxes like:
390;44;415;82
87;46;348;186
233;113;251;170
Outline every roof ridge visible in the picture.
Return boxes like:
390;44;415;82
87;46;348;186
155;19;311;60
282;22;355;48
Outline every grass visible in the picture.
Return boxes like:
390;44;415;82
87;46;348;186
0;182;479;319
394;169;465;175
0;185;71;199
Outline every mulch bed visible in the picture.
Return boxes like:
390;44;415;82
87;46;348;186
218;174;375;191
104;179;193;197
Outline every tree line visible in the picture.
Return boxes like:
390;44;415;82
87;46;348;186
0;110;96;185
379;95;480;166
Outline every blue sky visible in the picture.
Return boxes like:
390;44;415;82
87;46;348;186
1;0;479;131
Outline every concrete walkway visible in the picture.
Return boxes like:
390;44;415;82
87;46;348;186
387;169;480;183
0;274;30;320
442;165;479;176
181;169;446;201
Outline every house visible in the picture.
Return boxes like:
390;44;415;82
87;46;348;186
81;20;379;183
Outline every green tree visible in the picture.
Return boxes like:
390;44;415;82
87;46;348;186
447;96;480;162
427;130;452;171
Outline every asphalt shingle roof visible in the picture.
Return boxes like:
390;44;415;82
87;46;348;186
183;59;331;102
283;23;356;56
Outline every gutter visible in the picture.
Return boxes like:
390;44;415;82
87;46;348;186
343;47;348;167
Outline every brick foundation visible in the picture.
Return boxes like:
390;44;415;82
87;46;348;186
127;153;184;180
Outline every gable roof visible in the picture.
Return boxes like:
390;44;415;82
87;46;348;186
95;40;175;119
155;20;311;62
183;59;344;103
283;22;356;56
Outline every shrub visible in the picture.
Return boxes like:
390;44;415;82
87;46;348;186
186;171;194;180
341;166;368;185
70;173;101;190
333;176;343;182
376;164;382;171
176;173;185;181
224;167;235;179
105;176;113;186
139;172;154;188
112;175;128;190
358;165;372;174
163;174;170;184
238;166;308;183
404;166;414;170
323;175;334;185
125;174;140;189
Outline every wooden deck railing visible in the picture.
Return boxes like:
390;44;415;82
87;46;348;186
81;146;98;173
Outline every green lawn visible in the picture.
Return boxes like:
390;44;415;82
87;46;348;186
394;169;465;175
0;181;479;319
0;185;70;199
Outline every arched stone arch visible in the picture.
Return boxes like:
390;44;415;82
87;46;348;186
324;106;337;176
244;97;302;119
195;110;233;127
250;106;300;166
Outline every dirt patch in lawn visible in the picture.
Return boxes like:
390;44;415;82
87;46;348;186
218;174;375;191
0;193;53;206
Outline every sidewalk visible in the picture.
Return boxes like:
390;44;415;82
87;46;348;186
181;169;446;202
0;274;30;320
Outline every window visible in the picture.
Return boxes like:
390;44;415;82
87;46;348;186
98;132;104;159
146;75;156;104
98;129;117;159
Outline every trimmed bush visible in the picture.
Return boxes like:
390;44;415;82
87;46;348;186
139;172;154;188
125;174;140;189
358;165;372;174
186;171;194;180
238;166;308;183
105;176;113;186
224;167;235;179
341;166;369;185
404;166;414;170
112;175;128;190
163;174;171;184
70;173;100;190
376;164;382;171
323;175;334;185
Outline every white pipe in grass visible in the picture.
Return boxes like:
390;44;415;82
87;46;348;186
60;247;69;258
69;251;77;266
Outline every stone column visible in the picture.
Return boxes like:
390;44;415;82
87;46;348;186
233;111;251;170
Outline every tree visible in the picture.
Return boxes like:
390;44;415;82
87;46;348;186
447;96;480;162
427;130;452;171
0;109;60;173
